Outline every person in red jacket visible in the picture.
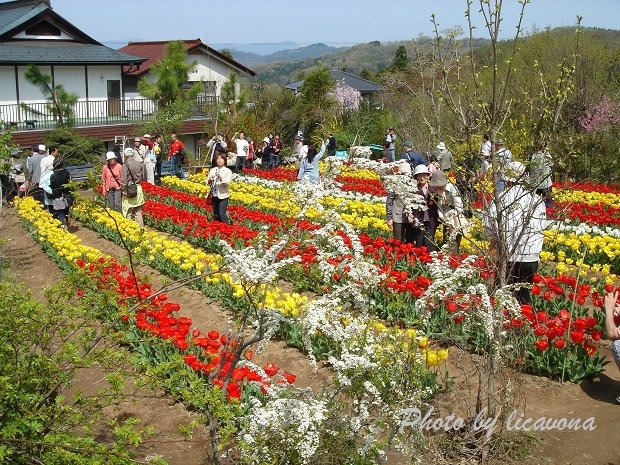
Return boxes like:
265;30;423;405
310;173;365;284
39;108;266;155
168;133;187;179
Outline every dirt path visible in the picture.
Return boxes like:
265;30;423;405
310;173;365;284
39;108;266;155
1;209;212;465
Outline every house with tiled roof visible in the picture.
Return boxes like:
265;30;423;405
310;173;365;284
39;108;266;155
0;0;151;146
118;39;256;103
284;69;381;99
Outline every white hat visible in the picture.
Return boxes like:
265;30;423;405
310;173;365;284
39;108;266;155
38;144;46;152
106;151;116;161
263;137;270;144
134;136;141;142
124;147;135;157
413;164;430;177
143;134;151;139
394;160;411;175
436;142;446;151
505;161;526;183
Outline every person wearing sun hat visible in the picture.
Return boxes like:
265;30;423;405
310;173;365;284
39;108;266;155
408;164;440;251
429;170;467;254
120;147;147;226
101;151;122;212
436;141;452;171
483;160;547;304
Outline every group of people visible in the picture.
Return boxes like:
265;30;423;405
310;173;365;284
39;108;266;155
385;135;556;307
7;144;74;228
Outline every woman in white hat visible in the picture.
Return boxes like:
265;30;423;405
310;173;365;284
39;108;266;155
410;164;439;251
120;147;147;226
101;151;122;212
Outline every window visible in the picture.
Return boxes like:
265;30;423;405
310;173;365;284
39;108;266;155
25;21;61;37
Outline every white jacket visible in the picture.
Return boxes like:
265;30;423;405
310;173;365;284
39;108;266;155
484;184;547;262
207;166;233;199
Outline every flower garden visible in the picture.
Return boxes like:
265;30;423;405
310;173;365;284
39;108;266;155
13;160;620;463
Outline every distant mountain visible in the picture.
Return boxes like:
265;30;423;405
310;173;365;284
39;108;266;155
228;43;342;68
212;41;299;56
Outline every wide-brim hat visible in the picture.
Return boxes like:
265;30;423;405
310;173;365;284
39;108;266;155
134;137;142;142
38;144;46;152
394;160;412;175
505;161;526;183
124;147;135;157
429;170;448;187
404;140;413;147
437;142;446;150
106;151;116;161
413;164;430;177
143;134;151;139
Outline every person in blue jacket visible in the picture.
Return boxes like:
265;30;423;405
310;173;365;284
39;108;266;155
400;140;426;171
297;140;326;183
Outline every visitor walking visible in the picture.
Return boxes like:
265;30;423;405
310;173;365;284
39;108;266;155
48;158;72;228
26;144;46;204
386;161;417;244
102;151;122;212
121;148;147;226
153;135;164;184
207;152;233;224
168;133;187;179
141;134;156;184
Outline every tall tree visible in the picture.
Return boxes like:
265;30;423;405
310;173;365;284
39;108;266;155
297;66;336;132
137;40;201;106
138;41;203;138
391;45;409;71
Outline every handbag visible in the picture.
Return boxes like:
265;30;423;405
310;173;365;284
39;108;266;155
125;165;138;198
52;196;68;210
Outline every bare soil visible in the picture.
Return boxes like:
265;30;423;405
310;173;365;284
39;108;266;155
2;205;619;465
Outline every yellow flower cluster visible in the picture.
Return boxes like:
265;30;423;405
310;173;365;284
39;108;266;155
17;197;105;263
164;176;390;233
554;188;620;207
72;200;311;318
540;230;618;284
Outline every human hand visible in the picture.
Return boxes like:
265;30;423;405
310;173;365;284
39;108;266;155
604;290;620;316
387;219;393;228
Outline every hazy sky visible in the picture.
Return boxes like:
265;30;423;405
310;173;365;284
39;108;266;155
49;0;620;51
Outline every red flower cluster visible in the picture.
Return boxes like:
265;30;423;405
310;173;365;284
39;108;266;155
548;201;620;227
242;168;387;197
553;181;620;194
143;200;258;243
75;257;295;401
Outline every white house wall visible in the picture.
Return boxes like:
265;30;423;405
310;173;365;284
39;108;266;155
0;66;16;105
17;65;52;103
188;51;242;97
86;65;123;100
54;66;86;98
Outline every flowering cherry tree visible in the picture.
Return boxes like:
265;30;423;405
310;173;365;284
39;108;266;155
578;95;620;132
331;78;362;113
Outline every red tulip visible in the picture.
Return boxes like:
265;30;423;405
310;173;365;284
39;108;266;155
535;339;549;351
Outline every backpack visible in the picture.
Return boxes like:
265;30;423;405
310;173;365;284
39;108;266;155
125;165;138;198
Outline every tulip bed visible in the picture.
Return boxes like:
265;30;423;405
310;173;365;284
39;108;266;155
142;173;620;383
16;197;295;403
71;195;451;368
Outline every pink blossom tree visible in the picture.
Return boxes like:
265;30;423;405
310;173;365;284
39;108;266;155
331;79;361;113
578;95;620;132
